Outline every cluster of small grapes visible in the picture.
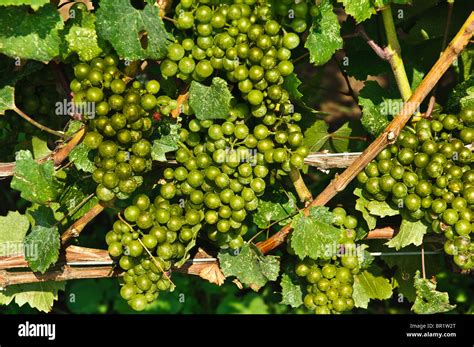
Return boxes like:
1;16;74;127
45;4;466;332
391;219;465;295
357;106;473;270
295;208;361;314
73;56;178;201
271;0;320;34
105;194;191;311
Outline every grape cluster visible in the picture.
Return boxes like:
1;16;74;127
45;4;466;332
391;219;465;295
74;56;178;201
272;0;319;34
294;207;360;314
105;194;191;311
168;0;299;102
357;107;473;270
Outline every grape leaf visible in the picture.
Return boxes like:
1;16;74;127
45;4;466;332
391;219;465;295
324;122;352;153
353;270;393;309
411;271;455;314
290;207;341;260
366;200;400;218
0;4;64;62
152;134;179;162
24;225;60;274
308;206;334;224
189;77;232;120
96;0;173;60
0;211;30;256
0;85;15;115
0;282;65;313
0;0;49;9
338;0;375;23
26;204;62;228
303;120;329;152
282;73;303;101
65;120;84;136
446;76;474;112
11;150;62;204
358;81;393;137
253;187;297;229
305;0;343;66
58;179;98;221
69;142;94;173
385;216;428;250
303;121;352;153
354;188;377;230
31;136;51;159
218;243;280;291
280;273;303;308
63;10;102;62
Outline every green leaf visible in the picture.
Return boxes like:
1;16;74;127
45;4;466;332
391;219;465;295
0;85;15;115
69;142;94;173
0;4;64;62
26;204;61;228
366;200;400;218
253;187;297;229
290;207;341;260
358;81;393;137
385;215;428;250
354;188;377;230
218;243;280;291
446;76;474;112
0;282;65;313
0;211;30;256
282;73;303;101
58;179;97;221
31;136;51;159
411;271;455;314
64;11;102;62
308;206;334;224
303;120;329;152
0;0;49;9
24;225;60;274
353;270;393;309
280;273;303;308
96;0;173;60
338;0;375;23
325;122;352;153
65;120;84;136
11;150;62;204
189;77;232;120
305;0;343;66
151;135;179;162
304;120;351;153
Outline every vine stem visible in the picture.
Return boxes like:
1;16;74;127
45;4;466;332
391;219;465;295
0;127;86;177
289;167;312;203
0;246;223;287
0;224;398;286
381;5;413;101
13;106;66;139
0;266;121;288
256;13;474;255
421;243;426;279
61;203;106;245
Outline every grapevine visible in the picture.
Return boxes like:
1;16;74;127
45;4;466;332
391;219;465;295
0;0;472;318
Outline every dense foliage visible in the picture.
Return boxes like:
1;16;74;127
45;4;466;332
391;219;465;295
0;0;472;315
